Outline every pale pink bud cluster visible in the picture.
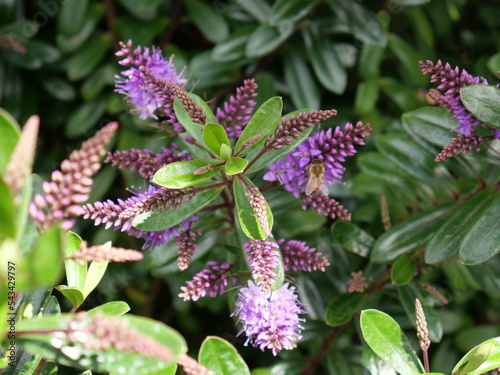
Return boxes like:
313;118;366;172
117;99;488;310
69;241;144;265
245;239;280;294
179;262;236;301
278;239;329;272
177;353;214;375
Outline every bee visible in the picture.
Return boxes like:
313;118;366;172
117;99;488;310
305;159;329;196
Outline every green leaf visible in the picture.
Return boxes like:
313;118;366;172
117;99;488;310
202;123;231;158
425;188;496;264
54;286;84;308
233;176;273;240
303;29;347;94
0;179;16;240
212;25;256;62
387;33;428;86
199;336;251;375
284;50;320;109
371;202;458;263
234;96;282;156
460;84;500;129
359;44;385;79
270;0;319;24
331;221;375;257
245;110;316;173
0;107;20;175
238;0;271;23
88;301;130;317
360;310;424;375
133;185;224;231
65;95;108;138
82;242;110;300
397;285;443;342
16;314;186;374
460;193;500;265
246;23;295;58
81;63;115;100
186;0;229;43
36;74;76;101
153;159;223;189
391;253;416;286
63;232;87;290
115;15;167;46
379;77;423;111
57;0;89;36
225;157;249;175
355;79;380;114
326;293;367;327
333;0;387;46
452;337;500;375
362;345;398;375
220;143;232;161
66;32;111;81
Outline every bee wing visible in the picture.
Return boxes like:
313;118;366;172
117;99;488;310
305;177;317;196
319;183;329;195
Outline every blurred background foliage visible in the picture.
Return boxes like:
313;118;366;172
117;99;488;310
1;0;499;373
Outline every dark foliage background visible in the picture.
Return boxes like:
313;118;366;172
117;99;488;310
1;0;499;374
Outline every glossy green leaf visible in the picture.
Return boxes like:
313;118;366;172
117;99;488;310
234;96;282;156
359;44;385;79
220;143;232;161
225;157;249;175
174;93;217;143
66;32;111;81
38;360;58;375
326;293;367;327
333;0;387;46
16;314;186;374
82;259;109;300
245;110;316;173
88;301;131;317
202;123;231;158
362;345;398;375
57;0;89;36
360;310;424;375
212;26;256;62
234;176;273;240
270;0;319;24
331;221;375;257
63;231;87;290
426;188;495;264
36;74;77;101
375;134;436;182
246;23;295;58
487;52;500;76
238;0;271;23
199;336;251;375
397;284;443;342
133;185;224;231
388;33;427;86
116;0;164;20
371;202;458;263
65;95;108;138
54;286;84;308
153;159;223;189
284;50;320;109
460;193;500;265
379;77;423;111
452;337;500;375
303;29;347;94
460;85;500;129
186;0;229;43
391;253;416;286
0;107;20;175
355;80;379;114
81;63;115;100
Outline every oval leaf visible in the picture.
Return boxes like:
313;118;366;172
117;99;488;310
186;0;229;43
452;337;500;375
0;108;20;175
391;253;416;286
199;336;251;375
460;85;500;129
246;23;294;58
360;310;424;375
270;0;319;24
153;159;223;189
331;221;375;257
284;50;320;109
326;292;367;327
202;123;231;158
225;157;249;175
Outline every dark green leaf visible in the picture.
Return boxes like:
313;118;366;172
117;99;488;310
233;176;273;240
202;123;231;158
360;310;424;375
238;0;271;23
65;95;108;138
425;188;496;264
371;202;458;263
245;110;316;173
331;221;375;257
186;0;229;43
153;159;223;189
225;157;249;175
270;0;319;24
53;286;84;308
359;44;385;79
234;96;282;156
379;77;423;111
38;360;57;375
326;293;367;327
303;29;347;94
57;0;89;36
391;253;416;286
117;15;168;46
81;63;115;101
246;23;295;58
487;53;500;76
66;32;111;81
36;74;77;102
0;107;20;175
388;33;428;86
452;337;500;375
460;85;500;129
284;50;320;109
397;284;443;342
355;80;379;114
468;256;500;299
334;0;387;46
199;336;251;375
212;26;256;62
133;185;224;231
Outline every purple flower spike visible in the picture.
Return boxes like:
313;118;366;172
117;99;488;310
244;239;280;294
179;262;236;301
232;281;305;356
278;239;330;272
